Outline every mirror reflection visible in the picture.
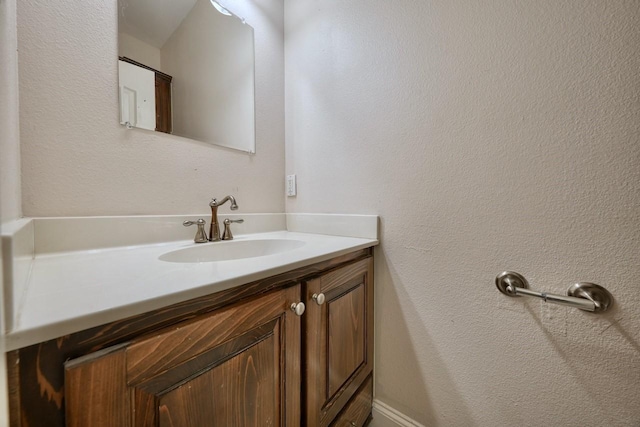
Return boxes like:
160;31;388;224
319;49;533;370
118;0;256;153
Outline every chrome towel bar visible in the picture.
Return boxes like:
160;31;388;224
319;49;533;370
495;271;613;313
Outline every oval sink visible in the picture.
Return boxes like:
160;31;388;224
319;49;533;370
159;239;306;263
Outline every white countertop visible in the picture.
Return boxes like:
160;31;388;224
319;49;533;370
2;217;378;351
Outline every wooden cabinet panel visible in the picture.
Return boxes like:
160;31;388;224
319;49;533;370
65;285;302;427
133;319;282;426
305;258;374;426
328;284;365;397
126;287;293;384
330;375;373;427
153;329;278;426
64;345;130;427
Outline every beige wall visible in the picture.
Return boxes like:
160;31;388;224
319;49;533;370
285;1;640;425
162;0;255;152
0;0;19;423
18;0;284;216
118;32;161;70
1;0;22;223
8;0;640;424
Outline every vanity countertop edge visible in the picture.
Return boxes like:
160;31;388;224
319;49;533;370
1;214;379;351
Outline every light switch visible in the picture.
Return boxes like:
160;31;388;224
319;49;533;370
286;174;297;196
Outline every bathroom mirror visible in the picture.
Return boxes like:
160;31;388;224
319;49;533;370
118;0;256;153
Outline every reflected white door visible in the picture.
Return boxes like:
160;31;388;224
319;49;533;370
118;60;156;131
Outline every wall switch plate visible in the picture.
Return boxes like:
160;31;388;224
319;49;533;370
286;174;297;196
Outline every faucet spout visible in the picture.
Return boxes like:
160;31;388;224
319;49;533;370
209;195;239;241
210;195;238;210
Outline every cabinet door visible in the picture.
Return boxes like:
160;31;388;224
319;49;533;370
305;258;374;427
64;285;303;427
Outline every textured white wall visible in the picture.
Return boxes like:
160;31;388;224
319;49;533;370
18;0;284;216
1;0;22;222
285;1;640;425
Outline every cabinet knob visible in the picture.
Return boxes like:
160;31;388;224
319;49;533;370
290;302;306;316
350;422;357;426
312;293;326;305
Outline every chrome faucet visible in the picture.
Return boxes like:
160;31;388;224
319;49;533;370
209;196;238;241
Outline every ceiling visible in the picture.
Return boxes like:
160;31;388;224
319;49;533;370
118;0;198;48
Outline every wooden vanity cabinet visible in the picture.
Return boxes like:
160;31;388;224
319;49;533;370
7;249;374;427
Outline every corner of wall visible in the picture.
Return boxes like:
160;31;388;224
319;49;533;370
1;0;23;223
0;5;20;425
0;1;23;420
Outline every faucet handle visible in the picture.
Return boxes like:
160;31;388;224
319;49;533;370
222;218;244;241
183;219;208;243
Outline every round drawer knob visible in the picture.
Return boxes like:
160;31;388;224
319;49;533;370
290;302;306;316
312;293;326;305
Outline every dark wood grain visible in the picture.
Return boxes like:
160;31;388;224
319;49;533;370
8;249;371;426
64;345;129;427
134;319;280;426
10;339;68;427
328;284;365;397
157;334;278;426
132;319;280;426
304;257;374;427
6;351;21;427
330;375;373;427
134;320;277;396
126;290;289;384
63;286;302;427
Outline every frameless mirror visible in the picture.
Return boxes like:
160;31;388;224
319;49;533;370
118;0;256;153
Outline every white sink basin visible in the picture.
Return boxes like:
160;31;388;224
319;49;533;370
159;239;306;263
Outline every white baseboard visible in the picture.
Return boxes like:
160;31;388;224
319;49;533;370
370;400;425;427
